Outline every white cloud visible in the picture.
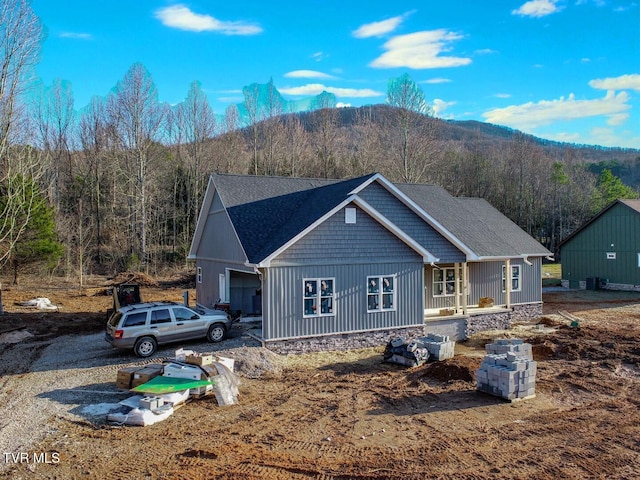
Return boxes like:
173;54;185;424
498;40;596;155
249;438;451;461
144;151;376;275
353;14;406;38
422;78;451;84
432;99;456;118
284;70;337;80
589;74;640;91
60;32;93;40
493;93;512;98
475;48;497;55
483;91;631;129
512;0;560;17
311;52;327;62
369;30;471;69
154;5;262;35
336;102;352;108
279;83;383;98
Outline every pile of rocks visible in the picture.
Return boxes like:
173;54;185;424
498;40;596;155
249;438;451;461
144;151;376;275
383;333;456;367
476;338;536;401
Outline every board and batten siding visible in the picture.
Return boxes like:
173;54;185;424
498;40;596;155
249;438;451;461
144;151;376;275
357;181;466;264
263;205;424;340
262;262;424;341
196;190;246;262
561;202;640;287
423;258;543;310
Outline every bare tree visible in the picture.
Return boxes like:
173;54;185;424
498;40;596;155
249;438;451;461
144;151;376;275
309;92;341;178
108;63;164;269
383;73;439;183
0;0;45;311
242;82;264;175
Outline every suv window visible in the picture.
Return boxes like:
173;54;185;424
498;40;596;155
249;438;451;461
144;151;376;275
150;308;172;324
173;307;199;321
123;312;147;327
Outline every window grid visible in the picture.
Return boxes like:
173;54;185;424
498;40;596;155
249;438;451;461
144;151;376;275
367;275;396;312
303;278;335;317
502;265;522;292
432;267;462;297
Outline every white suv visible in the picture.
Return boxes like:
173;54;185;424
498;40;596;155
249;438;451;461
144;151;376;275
105;301;232;357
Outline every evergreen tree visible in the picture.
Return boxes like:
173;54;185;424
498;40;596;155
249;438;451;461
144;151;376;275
2;177;64;285
594;168;638;211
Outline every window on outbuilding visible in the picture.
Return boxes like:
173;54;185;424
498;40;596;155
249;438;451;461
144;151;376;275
303;278;335;317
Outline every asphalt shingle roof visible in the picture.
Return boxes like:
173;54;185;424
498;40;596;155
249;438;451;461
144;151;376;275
211;173;550;263
213;173;375;264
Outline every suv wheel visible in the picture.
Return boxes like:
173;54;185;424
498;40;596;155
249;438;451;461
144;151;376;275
134;336;157;357
207;324;227;343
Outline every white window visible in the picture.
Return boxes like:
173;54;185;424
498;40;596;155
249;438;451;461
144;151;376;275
367;275;396;312
432;267;461;297
303;278;335;317
197;267;202;283
502;265;522;292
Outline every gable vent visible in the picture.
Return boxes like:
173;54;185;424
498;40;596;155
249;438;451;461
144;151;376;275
345;207;356;224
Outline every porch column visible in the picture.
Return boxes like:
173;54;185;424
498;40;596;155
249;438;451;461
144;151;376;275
462;262;468;315
505;259;512;309
454;263;461;313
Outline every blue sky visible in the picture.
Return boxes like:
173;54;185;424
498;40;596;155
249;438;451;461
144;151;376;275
32;0;640;148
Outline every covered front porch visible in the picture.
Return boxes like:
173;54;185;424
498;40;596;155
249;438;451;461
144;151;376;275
423;259;521;315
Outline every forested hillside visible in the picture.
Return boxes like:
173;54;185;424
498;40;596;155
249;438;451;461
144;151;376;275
1;1;638;284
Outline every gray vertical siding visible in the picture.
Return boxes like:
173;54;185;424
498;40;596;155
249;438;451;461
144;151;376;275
196;259;256;310
263;262;424;341
264;205;424;340
357;182;466;263
196;190;246;262
423;258;542;309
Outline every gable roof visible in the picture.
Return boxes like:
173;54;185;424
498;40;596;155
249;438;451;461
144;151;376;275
191;173;550;265
559;198;640;248
394;183;551;258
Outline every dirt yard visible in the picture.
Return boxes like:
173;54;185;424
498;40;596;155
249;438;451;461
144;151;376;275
0;277;639;479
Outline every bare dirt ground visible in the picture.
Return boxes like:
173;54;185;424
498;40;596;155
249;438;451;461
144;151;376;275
0;277;639;479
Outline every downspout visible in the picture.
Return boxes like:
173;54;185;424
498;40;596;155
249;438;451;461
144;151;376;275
505;258;512;310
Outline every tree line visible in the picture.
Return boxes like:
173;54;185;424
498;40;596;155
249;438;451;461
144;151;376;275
1;0;638;286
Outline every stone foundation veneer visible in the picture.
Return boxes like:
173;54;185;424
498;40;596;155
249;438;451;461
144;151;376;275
264;304;543;354
265;326;424;355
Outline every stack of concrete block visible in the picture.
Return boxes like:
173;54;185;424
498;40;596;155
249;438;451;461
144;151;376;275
476;338;536;401
383;337;430;367
418;333;456;361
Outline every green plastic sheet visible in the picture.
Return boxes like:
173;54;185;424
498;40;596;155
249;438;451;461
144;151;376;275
131;375;214;394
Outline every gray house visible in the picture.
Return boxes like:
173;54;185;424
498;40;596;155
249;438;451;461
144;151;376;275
560;199;640;291
189;173;551;353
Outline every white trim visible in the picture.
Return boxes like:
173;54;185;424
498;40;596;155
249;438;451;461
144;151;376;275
366;274;397;313
502;263;522;293
303;277;336;318
349;174;478;260
196;267;202;283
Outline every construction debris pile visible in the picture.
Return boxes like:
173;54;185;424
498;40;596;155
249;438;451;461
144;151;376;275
476;338;536;401
108;350;239;426
383;334;456;367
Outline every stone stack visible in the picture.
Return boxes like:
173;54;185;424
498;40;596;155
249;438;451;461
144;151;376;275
476;338;536;401
418;333;456;361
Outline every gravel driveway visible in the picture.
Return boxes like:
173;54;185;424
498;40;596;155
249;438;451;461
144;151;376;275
0;324;262;469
